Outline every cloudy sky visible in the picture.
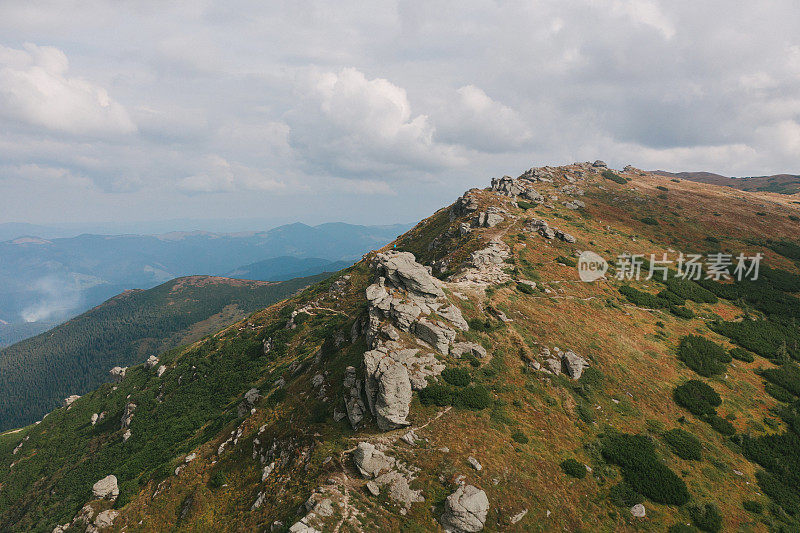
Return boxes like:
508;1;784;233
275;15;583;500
1;1;798;229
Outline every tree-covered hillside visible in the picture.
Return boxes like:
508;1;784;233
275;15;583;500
0;274;330;431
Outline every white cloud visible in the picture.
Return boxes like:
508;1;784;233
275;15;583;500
0;43;136;136
290;67;464;175
607;0;676;39
434;85;531;152
177;155;285;194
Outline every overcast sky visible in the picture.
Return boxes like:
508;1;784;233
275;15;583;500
0;1;798;229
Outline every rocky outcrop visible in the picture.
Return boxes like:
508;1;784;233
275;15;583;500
562;350;588;380
592;160;607;168
555;229;576;243
414;319;456;355
63;395;80;408
353;442;395;478
121;402;136;429
364;348;413;430
450;342;487;359
375;251;444;298
92;475;119;500
452;192;480;219
343;366;367;429
109;366;127;382
95;509;119;528
490;175;523;196
144;355;159;369
440;485;489;532
439;305;468;330
630;503;646;517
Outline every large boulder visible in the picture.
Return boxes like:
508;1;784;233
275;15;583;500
364;349;413;430
413;319;456;355
562;351;588;380
352;442;395;478
451;342;487;359
109;366;127;382
121;402;136;429
144;355;159;369
440;485;489;532
374;251;444;298
94;509;119;528
490;175;523;196
439;305;468;330
343;366;367;428
92;475;119;500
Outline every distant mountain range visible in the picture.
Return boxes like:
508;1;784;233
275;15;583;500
0;222;408;342
0;273;330;431
654;170;800;195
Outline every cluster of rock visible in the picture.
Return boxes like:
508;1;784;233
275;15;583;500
109;366;127;382
531;347;589;380
450;239;512;287
353;442;424;512
527;219;576;243
63;395;80;408
355;251;468;430
121;402;136;441
52;475;120;532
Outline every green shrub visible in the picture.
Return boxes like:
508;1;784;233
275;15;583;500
709;415;735;436
457;385;491;410
641;217;660;226
665;277;718;304
668;525;697;533
609;482;644;507
657;185;669;191
555;255;577;268
601;433;690;505
511;430;529;444
517;201;536;210
619;286;669;309
689;503;723;532
419;384;454;406
468;318;495;332
765;382;795;403
673;380;722;417
755;469;800;515
663;428;702;460
658;290;686;306
760;364;800;396
602;170;627;184
517;282;536;295
208;471;226;489
678;335;728;377
743;500;763;514
729;348;754;362
670;305;695;319
441;368;471;387
561;458;587;478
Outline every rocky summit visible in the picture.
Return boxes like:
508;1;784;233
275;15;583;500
1;161;800;532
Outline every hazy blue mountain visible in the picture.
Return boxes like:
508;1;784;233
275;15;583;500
226;256;354;281
0;222;409;336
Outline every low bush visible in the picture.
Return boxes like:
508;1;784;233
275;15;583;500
665;277;718;304
663;428;702;460
619;286;669;309
561;458;587;478
678;335;728;377
555;255;577;268
609;482;644;507
760;364;800;396
729;348;754;362
511;430;529;444
657;185;669;191
765;382;795;403
689;503;723;532
468;318;496;332
602;170;627;184
670;305;695;319
517;282;536;295
419;384;453;407
673;380;722;417
709;415;735;436
441;368;471;387
517;201;536;210
641;217;660;226
601;433;690;505
457;385;491;410
658;290;686;306
743;500;763;514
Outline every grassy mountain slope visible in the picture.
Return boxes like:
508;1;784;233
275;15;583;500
655;170;800;195
0;274;329;432
1;163;800;532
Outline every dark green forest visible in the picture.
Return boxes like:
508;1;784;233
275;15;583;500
0;274;329;431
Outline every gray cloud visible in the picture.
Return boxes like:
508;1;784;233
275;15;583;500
0;1;797;227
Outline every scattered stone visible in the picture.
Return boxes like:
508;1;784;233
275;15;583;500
440;485;489;532
92;475;119;500
510;508;528;524
245;388;261;405
468;456;483;471
439;305;469;331
555;229;576;243
451;342;487;359
353;442;395;478
630;503;646;518
63;395;80;408
109;366;127;382
121;402;136;429
401;430;418;445
157;365;167;377
366;481;380;496
544;358;561;375
94;509;118;528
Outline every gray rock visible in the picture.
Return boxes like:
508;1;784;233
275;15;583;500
510;508;528;524
439;305;468;330
630;503;646;518
156;365;167;377
520;188;544;203
63;395;80;408
109;366;127;382
555;229;576;243
490;175;523;196
539;226;555;240
592;160;607;168
92;475;119;500
353;442;395;478
366;481;380;496
440;484;489;532
414;319;456;355
120;402;136;429
451;342;487;359
484;213;504;227
94;509;118;528
544;358;562;375
144;355;159;369
343;366;367;429
245;388;261;405
468;456;482;471
562;351;588;380
364;349;413;430
375;251;444;298
459;222;472;236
